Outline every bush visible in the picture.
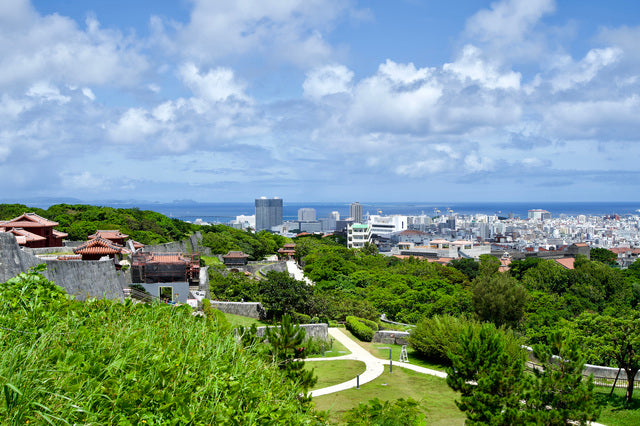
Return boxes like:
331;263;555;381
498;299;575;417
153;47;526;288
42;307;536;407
346;315;376;342
291;312;312;324
410;315;524;365
409;315;471;364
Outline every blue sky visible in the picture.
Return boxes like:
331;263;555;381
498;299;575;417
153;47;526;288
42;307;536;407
1;0;639;203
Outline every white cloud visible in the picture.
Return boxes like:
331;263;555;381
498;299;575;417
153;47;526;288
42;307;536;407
303;64;353;99
549;47;623;92
81;87;95;101
26;81;70;104
466;0;555;44
444;45;521;90
348;60;442;132
108;108;160;143
0;4;147;92
166;0;356;67
179;63;250;103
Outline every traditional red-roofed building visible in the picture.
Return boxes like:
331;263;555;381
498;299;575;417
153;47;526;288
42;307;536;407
73;237;130;261
89;230;129;246
222;251;249;267
131;252;200;284
277;243;296;260
0;213;68;247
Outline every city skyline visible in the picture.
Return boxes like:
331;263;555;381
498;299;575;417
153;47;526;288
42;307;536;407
1;0;640;203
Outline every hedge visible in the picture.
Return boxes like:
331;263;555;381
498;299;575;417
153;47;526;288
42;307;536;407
346;315;376;342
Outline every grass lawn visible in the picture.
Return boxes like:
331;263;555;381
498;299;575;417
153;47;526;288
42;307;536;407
594;386;640;426
223;312;268;328
200;255;223;266
308;336;351;358
305;360;366;390
340;329;449;372
313;367;465;425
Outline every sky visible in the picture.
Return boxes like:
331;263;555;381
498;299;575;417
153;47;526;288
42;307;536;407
1;0;640;204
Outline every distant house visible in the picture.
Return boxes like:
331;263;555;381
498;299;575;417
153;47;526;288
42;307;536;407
0;212;68;247
73;237;130;261
222;251;249;267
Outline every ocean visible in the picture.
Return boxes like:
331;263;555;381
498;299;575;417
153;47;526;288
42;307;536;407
128;201;640;224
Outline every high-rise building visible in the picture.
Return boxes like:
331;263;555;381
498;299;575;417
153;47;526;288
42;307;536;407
298;208;316;222
350;202;363;224
255;197;283;231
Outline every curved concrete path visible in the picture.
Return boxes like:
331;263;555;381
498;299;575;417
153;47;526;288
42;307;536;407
306;328;384;397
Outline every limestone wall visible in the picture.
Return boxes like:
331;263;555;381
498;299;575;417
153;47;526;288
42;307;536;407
0;233;125;301
256;323;328;341
373;330;410;345
143;232;210;255
211;301;267;320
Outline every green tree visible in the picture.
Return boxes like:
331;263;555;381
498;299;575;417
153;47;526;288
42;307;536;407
263;315;317;398
446;322;527;425
570;312;640;405
478;254;501;277
472;273;528;328
590;247;618;266
524;332;600;424
449;257;480;280
258;271;313;320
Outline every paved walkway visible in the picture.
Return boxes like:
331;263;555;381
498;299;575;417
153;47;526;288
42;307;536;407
307;328;445;397
286;260;314;285
306;328;385;397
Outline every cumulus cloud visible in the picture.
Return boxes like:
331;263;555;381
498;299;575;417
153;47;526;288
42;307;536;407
179;63;250;103
549;47;623;92
162;0;358;67
303;64;353;99
443;45;521;90
466;0;555;45
0;2;147;92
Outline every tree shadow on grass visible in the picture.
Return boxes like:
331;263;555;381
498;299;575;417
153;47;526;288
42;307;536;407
594;388;640;412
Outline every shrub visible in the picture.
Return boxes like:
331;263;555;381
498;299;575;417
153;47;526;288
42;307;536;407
291;312;312;324
346;315;376;342
410;315;524;365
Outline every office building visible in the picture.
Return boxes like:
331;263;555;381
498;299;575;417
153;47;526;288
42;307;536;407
350;202;363;223
255;197;283;231
298;208;316;222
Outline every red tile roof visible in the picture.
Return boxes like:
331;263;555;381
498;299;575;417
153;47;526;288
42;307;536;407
223;251;249;259
8;228;46;242
554;258;576;269
53;229;68;238
0;212;58;227
89;230;129;240
74;237;129;255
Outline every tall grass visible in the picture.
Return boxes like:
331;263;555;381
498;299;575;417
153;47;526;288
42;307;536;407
0;270;323;424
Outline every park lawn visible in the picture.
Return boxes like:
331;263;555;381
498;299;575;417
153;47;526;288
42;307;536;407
594;386;640;426
308;336;351;358
224;312;268;328
305;360;366;390
313;367;465;425
340;329;449;372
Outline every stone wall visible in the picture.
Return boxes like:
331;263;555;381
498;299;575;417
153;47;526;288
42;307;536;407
524;346;640;380
24;246;75;255
211;301;267;320
143;232;210;255
256;323;328;341
0;233;125;301
372;330;410;345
